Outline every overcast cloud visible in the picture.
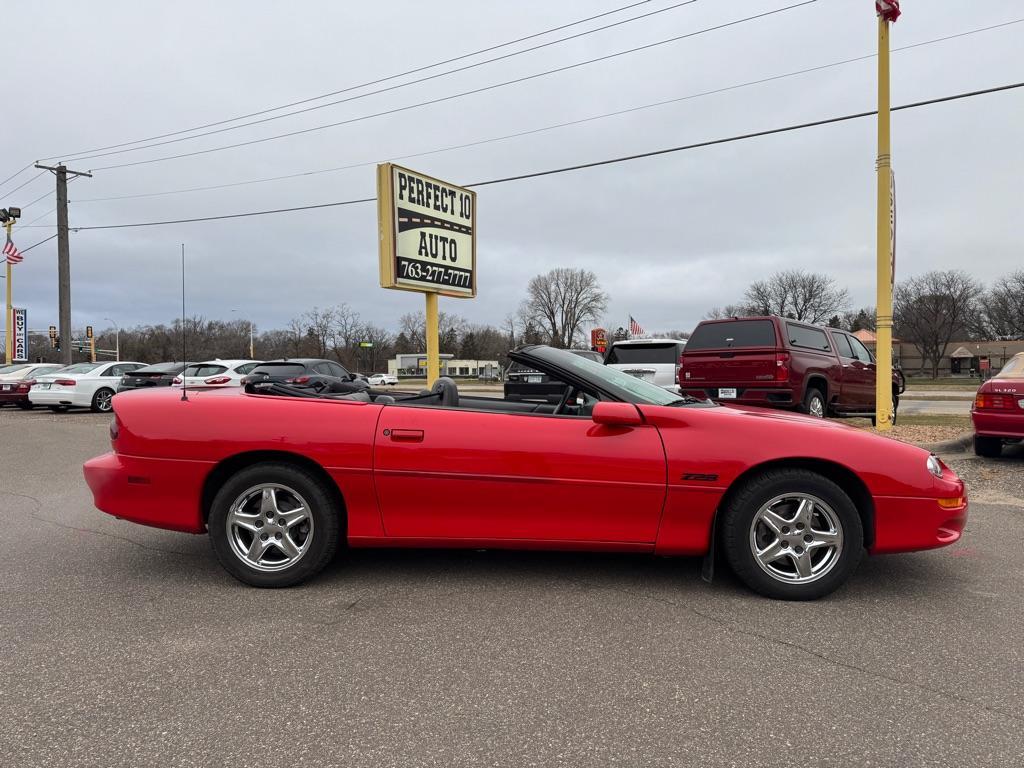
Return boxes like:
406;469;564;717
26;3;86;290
2;0;1022;337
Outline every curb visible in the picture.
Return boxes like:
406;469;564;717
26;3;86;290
917;431;973;454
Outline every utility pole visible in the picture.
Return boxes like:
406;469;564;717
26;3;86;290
873;1;901;431
34;163;92;364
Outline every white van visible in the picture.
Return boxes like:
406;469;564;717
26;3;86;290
604;338;686;393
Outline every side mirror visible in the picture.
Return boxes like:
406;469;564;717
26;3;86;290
592;401;644;427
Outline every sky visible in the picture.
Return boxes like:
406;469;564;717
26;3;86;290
2;0;1022;338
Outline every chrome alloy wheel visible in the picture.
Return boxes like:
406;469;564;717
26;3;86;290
95;389;114;412
226;483;314;572
748;493;843;584
807;395;825;418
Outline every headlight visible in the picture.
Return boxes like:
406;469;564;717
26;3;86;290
926;455;943;478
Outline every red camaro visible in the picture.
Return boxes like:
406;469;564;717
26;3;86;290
84;346;967;600
972;352;1024;457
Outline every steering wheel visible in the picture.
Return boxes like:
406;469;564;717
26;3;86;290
553;385;575;415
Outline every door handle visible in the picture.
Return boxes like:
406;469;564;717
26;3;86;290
388;428;424;443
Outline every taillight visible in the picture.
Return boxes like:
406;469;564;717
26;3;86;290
204;376;231;385
172;376;183;385
16;380;32;392
109;415;120;442
287;375;311;384
56;378;76;386
975;393;1014;410
775;352;791;381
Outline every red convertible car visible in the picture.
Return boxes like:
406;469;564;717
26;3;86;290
84;346;967;600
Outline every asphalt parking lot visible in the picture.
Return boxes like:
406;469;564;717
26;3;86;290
2;409;1023;767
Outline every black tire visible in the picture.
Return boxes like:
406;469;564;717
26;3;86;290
208;462;342;588
91;387;115;413
48;405;69;413
974;435;1002;458
801;387;827;418
17;401;33;410
720;469;864;600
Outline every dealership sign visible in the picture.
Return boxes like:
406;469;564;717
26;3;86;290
377;163;476;298
12;308;27;362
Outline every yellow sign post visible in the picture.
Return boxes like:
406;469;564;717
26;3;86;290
377;163;477;386
874;9;897;431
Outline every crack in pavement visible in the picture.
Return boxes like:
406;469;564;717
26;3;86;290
569;576;1024;725
3;490;201;558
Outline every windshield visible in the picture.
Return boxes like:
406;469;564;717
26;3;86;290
606;343;680;365
0;364;31;375
519;346;686;406
995;355;1024;378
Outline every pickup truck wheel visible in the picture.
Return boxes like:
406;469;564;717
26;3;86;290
974;435;1002;458
209;462;341;588
720;469;863;600
802;388;826;418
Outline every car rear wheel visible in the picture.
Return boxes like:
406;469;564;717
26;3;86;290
208;462;342;587
802;388;826;418
721;469;864;600
91;388;115;413
17;402;33;410
974;435;1002;458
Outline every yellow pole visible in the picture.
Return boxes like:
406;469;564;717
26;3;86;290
425;292;440;386
874;16;894;431
4;221;12;363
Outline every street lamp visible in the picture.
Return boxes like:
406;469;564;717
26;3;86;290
231;309;254;359
104;317;119;361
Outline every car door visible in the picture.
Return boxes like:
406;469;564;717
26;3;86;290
847;336;879;410
831;332;873;409
373;405;667;543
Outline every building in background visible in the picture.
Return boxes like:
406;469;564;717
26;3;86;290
388;353;499;379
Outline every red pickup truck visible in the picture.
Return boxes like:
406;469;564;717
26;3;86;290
679;316;904;420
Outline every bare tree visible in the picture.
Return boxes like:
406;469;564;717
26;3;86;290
840;306;876;333
743;270;851;324
398;311;466;353
894;270;983;378
977;270;1024;339
703;304;750;320
521;268;608;348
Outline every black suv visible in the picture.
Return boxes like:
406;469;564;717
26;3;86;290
504;349;604;403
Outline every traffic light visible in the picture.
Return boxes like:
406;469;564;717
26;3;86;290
49;326;57;348
86;325;93;339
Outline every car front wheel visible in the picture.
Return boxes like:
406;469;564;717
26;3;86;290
208;462;342;587
721;469;864;600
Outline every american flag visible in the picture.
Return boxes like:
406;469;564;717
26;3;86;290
875;1;901;22
3;234;22;265
629;316;645;337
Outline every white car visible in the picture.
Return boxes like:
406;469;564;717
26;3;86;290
30;361;146;413
173;359;262;388
0;363;65;409
604;338;687;393
367;373;399;386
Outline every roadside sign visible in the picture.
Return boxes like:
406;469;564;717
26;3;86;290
377;163;476;299
591;328;608;353
12;308;27;362
358;341;374;348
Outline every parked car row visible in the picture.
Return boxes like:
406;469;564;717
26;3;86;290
0;356;388;413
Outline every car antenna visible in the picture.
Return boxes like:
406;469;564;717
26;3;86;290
180;243;188;402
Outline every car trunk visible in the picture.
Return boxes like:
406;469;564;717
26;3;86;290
123;371;173;387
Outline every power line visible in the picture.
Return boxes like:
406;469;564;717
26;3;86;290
23;207;57;226
41;0;661;160
86;2;816;171
64;81;1024;232
17;233;58;253
60;0;701;164
0;163;36;194
69;17;1024;206
0;170;46;200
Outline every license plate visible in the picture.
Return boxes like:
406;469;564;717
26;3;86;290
37;382;51;389
718;388;738;399
526;375;542;383
1;384;10;391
